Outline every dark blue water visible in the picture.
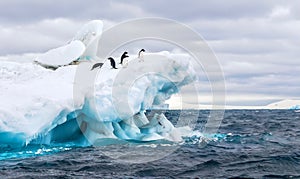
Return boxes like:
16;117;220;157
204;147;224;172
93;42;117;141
1;110;300;178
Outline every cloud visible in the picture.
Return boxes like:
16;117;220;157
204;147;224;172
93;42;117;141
191;18;300;41
269;6;291;18
0;18;85;54
0;0;152;24
0;0;299;106
129;0;274;21
184;13;300;105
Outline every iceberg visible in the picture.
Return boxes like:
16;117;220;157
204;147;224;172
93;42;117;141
266;99;300;110
0;20;197;148
290;105;300;110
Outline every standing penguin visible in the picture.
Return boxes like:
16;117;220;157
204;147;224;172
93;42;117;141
119;51;129;64
108;57;118;69
138;49;145;62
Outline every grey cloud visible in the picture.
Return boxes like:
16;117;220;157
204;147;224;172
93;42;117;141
0;0;299;106
130;0;273;21
0;0;150;24
209;39;298;55
1;0;298;25
191;18;300;41
0;19;84;54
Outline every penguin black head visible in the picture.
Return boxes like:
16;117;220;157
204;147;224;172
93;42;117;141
122;52;129;57
140;49;145;52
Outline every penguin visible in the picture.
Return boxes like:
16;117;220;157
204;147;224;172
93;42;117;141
158;121;163;126
108;57;118;69
119;51;129;64
138;49;145;62
90;62;104;71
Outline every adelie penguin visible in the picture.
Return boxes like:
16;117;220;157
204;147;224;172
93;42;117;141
108;57;118;69
90;62;104;71
119;51;129;65
138;49;145;62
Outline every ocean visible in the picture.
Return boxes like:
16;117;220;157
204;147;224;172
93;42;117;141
1;110;300;178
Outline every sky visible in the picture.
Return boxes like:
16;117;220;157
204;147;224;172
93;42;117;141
0;0;299;106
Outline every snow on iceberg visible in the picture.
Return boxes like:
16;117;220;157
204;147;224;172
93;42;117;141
0;20;197;148
34;20;103;69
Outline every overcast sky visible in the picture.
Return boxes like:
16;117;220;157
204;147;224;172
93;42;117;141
0;0;299;106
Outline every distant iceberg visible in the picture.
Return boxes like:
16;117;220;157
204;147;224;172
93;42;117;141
266;99;300;110
0;20;196;148
217;99;300;110
289;105;300;110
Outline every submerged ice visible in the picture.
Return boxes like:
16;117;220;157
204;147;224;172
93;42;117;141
0;20;197;148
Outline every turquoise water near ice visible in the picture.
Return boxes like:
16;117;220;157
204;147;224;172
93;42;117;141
1;110;300;178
